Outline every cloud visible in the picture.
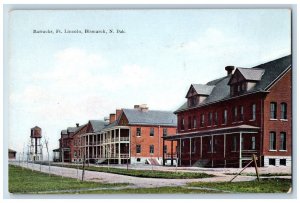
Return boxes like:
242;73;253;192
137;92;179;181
10;47;153;122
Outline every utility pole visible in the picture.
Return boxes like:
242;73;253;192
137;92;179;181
82;155;86;181
45;137;50;176
252;154;260;181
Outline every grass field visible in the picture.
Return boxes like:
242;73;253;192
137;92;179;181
9;165;128;193
187;178;292;193
9;164;292;194
48;163;214;179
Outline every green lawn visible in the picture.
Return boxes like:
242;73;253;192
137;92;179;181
9;164;291;194
72;186;219;194
50;163;214;179
9;165;128;193
187;178;292;193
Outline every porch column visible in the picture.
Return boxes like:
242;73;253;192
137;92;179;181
189;137;192;166
92;135;95;159
171;140;174;166
162;138;165;166
87;135;90;162
128;128;131;163
114;129;117;159
118;128;121;164
200;136;203;158
211;135;214;168
224;134;226;167
62;149;64;163
95;134;98;159
179;138;182;166
239;132;242;168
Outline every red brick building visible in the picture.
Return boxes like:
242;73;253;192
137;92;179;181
164;55;292;168
59;124;80;162
68;105;177;165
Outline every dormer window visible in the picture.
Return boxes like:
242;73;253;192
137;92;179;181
186;84;215;108
228;67;264;96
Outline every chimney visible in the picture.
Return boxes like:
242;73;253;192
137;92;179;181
139;104;149;112
225;66;235;76
109;113;116;124
76;123;79;127
116;109;122;119
104;117;109;125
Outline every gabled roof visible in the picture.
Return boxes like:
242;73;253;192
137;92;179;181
89;120;106;132
102;120;118;130
185;84;215;98
237;68;265;81
9;149;16;153
61;130;67;135
121;108;177;126
67;126;79;133
228;68;265;84
175;55;291;113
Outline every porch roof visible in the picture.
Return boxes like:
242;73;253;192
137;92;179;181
163;124;260;140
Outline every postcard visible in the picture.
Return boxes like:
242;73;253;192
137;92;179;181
6;8;293;197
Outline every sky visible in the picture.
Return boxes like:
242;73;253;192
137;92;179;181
7;9;291;158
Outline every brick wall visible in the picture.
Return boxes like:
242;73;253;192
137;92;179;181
130;125;177;159
263;69;292;157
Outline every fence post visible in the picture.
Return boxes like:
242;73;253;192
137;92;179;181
82;155;86;181
252;154;260;181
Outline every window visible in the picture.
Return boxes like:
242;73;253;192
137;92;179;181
281;103;287;119
233;106;238;122
74;151;77;158
136;145;141;153
280;132;287;150
240;106;244;121
251;104;256;120
163;145;167;154
150;145;154;154
230;86;234;96
150;128;154;136
242;83;246;91
189;96;197;107
270;102;277;119
280;159;286;166
193;116;197;129
208;112;213;126
181;117;185;130
269;159;276;166
251;136;256;150
200;114;205;127
269;132;276;150
188;116;192;129
223;109;227;125
137;128;141;137
214;112;218;126
137;158;141;162
163;128;167;137
232;136;237;151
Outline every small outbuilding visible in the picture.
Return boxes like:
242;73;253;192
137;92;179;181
8;149;17;160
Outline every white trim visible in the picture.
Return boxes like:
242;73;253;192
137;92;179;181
280;119;288;122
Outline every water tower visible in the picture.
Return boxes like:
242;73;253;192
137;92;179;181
29;126;43;161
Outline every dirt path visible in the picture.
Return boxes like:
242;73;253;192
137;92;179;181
10;162;263;188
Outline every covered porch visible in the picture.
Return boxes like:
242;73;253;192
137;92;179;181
163;125;261;168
